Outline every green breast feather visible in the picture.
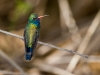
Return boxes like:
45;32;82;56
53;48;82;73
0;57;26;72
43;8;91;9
26;24;37;47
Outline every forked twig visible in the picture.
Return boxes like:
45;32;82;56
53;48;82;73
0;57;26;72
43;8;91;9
66;10;100;72
0;50;25;73
0;29;88;58
58;0;81;44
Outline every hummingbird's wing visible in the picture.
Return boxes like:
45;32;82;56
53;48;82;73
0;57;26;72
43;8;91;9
24;27;39;60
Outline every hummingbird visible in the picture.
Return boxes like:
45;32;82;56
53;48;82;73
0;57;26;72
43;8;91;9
24;13;48;60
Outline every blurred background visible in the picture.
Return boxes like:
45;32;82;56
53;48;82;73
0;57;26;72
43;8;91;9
0;0;100;75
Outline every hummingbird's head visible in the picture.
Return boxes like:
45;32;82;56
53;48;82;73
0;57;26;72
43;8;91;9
28;13;49;23
28;13;38;22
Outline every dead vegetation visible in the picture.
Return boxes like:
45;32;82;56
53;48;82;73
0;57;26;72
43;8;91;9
0;0;100;75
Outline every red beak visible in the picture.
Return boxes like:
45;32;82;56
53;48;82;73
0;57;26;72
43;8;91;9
38;15;49;19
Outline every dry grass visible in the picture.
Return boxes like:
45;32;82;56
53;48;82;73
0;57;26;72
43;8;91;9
0;0;100;75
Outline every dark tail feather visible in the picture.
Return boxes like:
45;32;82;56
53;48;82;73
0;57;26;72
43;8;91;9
25;47;33;60
26;54;33;60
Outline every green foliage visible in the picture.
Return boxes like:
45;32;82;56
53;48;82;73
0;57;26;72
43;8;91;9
9;0;32;30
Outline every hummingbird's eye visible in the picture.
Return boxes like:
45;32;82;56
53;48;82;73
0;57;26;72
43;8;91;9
33;18;36;20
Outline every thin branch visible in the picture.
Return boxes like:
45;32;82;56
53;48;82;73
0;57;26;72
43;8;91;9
46;56;100;65
66;10;100;72
58;0;81;45
0;50;25;73
45;0;82;65
0;70;41;75
0;29;88;58
0;70;28;75
33;59;74;75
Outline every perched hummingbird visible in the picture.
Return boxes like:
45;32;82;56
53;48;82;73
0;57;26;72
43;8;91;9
24;13;48;60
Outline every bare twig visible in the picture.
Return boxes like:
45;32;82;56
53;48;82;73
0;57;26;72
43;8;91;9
44;43;76;64
83;56;100;63
33;60;74;75
0;50;25;73
0;70;41;75
0;29;88;58
66;10;100;72
46;56;100;65
0;70;27;75
50;0;82;66
58;0;81;44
